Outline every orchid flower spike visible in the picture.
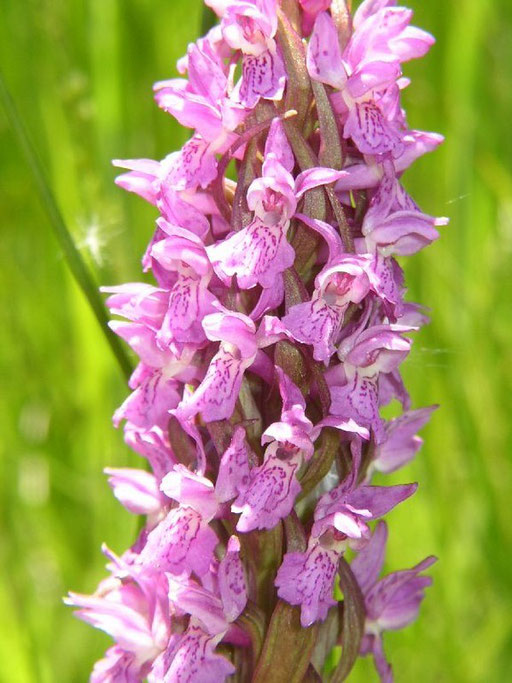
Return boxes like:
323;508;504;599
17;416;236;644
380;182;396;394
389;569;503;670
68;1;444;680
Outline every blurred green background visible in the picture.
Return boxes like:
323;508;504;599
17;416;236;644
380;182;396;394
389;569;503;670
1;0;511;681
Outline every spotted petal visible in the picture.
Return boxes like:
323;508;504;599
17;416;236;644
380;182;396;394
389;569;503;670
232;450;301;531
275;539;340;627
208;217;295;289
139;506;218;577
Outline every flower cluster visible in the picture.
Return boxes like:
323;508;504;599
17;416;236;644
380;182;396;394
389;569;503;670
67;1;446;680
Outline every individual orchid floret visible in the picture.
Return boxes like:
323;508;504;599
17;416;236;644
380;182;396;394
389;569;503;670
66;550;170;681
261;366;315;457
207;209;296;290
207;0;286;108
352;521;436;682
351;1;435;64
176;310;287;423
218;0;278;56
113;367;182;432
139;501;218;577
275;447;417;628
161;464;219;519
371;405;437;475
307;12;404;158
231;440;302;531
112;156;212;247
154;33;247;148
150;221;218;352
124;424;176;484
116;137;217;203
207;168;345;289
246;118;297;225
101;283;168;331
330;324;412;440
308;5;435;159
283;255;371;362
175;310;258;423
230;370;316;531
275;533;344;627
312;479;417;543
109;327;196;432
209;123;366;291
104;293;191;436
122;155;225;258
361;167;448;256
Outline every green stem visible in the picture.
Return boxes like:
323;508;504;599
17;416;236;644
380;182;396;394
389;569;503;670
283;121;354;251
277;8;314;131
330;0;352;50
0;70;133;381
330;559;365;682
311;80;344;171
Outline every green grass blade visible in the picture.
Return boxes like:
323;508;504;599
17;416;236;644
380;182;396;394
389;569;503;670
0;70;133;382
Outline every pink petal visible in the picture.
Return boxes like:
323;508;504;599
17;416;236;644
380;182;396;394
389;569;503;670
113;372;180;431
160;465;217;520
232;451;301;532
351;520;389;594
218;536;248;622
306;12;347;90
275;540;340;626
216;427;252;503
265;118;295;172
139;506;218;577
163;135;218;191
283;296;343;362
161;626;235;682
208;217;295;289
345;483;417;519
236;49;286;108
176;347;250;423
344;101;405;158
105;467;165;516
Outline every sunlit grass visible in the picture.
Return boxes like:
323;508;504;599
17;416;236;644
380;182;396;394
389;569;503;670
1;1;511;680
